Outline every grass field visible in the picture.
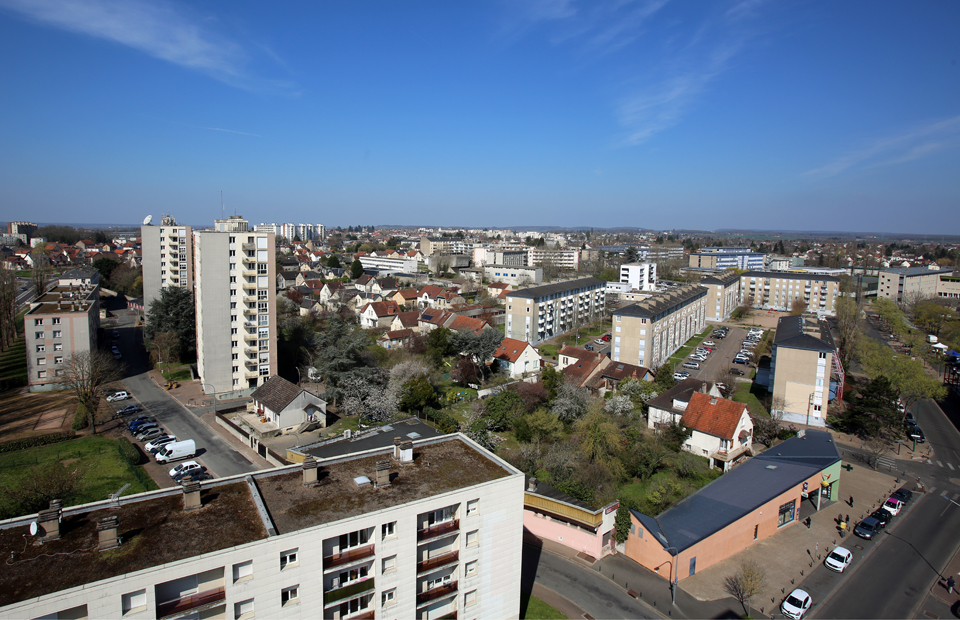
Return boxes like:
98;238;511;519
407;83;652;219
667;326;712;365
733;382;769;417
0;435;158;519
0;336;27;387
157;362;192;382
520;592;567;620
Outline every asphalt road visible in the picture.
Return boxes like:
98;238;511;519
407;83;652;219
523;543;658;619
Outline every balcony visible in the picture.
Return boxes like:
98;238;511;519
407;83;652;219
418;519;459;542
243;332;257;342
417;580;458;606
241;254;256;264
243;307;256;316
242;266;257;277
417;550;459;575
324;544;376;570
242;242;256;250
711;443;751;464
245;371;259;380
156;587;225;619
244;346;258;356
242;280;257;290
324;577;375;606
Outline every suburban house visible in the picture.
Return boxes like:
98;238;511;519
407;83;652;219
625;430;841;583
589;361;654;394
390;288;420;308
389;310;421;333
249;375;327;433
555;346;610;389
490;338;542;378
359;300;401;329
377;328;415;349
650;390;753;471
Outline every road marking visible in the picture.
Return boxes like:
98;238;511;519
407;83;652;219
950;463;956;471
954;493;959;501
929;487;937;494
938;461;944;468
942;490;949;497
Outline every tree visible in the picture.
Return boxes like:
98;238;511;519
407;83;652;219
522;410;564;442
604;394;635;417
92;256;120;283
614;503;632;544
574;408;625;466
654;361;676;392
540;365;562;401
790;297;807;315
752;410;784;447
552;381;592;422
144;287;197;359
30;246;50;297
327;255;341;269
152;330;181;379
724;560;766;617
310;316;377;407
350;258;364;279
0;460;87;520
60;350;123;434
449;328;504;384
833;296;862;371
400;375;438;413
0;269;17;351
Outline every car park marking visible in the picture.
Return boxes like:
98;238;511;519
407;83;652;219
942;489;950;497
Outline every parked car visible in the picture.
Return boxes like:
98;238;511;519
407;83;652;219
904;412;915;423
178;471;212;484
113;352;122;359
781;589;812;619
145;435;177;452
733;358;750;365
584;343;595;351
601;334;611;342
891;487;914;504
112;330;120;338
824;546;852;572
156;440;197;464
703;340;716;346
673;371;690;381
132;422;158;435
854;516;882;540
128;418;156;432
730;368;745;376
869;509;891;528
594;338;605;345
106;391;130;402
681;362;700;370
117;404;142;415
906;424;925;443
690;355;707;362
137;427;163;442
882;497;903;516
169;461;203;480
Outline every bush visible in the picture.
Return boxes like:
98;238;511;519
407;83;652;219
421;407;459;434
72;404;90;431
0;432;75;453
116;437;141;465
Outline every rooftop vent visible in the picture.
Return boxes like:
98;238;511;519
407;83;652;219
97;515;120;551
354;476;372;487
375;460;391;487
765;465;778;470
182;480;202;511
527;477;538;492
301;456;319;487
37;500;62;542
710;397;718;405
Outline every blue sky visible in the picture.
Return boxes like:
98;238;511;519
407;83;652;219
1;0;958;233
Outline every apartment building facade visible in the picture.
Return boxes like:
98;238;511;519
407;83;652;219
700;271;740;322
770;316;836;427
141;216;193;318
483;264;543;287
612;283;707;369
194;216;277;395
620;262;658;292
527;248;579;271
937;271;960;300
688;247;764;272
637;245;684;261
878;266;941;305
472;247;528;268
358;255;419;275
24;270;100;391
505;277;606;345
739;271;840;315
0;435;524;620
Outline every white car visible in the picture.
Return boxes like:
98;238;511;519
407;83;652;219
145;435;177;452
169;461;202;479
673;371;690;381
106;391;130;402
702;340;716;346
781;589;812;619
594;338;605;345
824;546;852;572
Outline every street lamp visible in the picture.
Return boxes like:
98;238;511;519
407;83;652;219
201;383;219;415
656;547;679;604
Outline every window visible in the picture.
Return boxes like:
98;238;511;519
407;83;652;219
778;500;796;527
234;599;254;620
466;499;479;516
55;356;63;364
36;345;44;352
465;559;478;577
52;330;61;338
280;548;299;569
281;585;299;606
466;529;479;547
52;317;60;325
36;358;46;365
35;332;44;339
338;565;369;585
382;521;396;539
382;555;397;573
54;343;62;351
381;588;396;608
465;590;478;607
233;560;254;582
38;370;46;379
121;589;147;615
34;318;43;326
341;529;371;550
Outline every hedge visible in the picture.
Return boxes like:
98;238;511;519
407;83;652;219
421;407;459;434
0;431;76;454
116;437;142;466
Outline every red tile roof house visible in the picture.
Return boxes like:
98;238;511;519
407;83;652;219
490;338;542;378
377;328;415;350
588;361;655;395
359;300;401;329
555;346;610;389
389;310;421;332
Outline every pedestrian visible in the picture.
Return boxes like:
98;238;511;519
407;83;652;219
948;576;956;594
839;520;846;537
845;514;850;524
849;495;854;507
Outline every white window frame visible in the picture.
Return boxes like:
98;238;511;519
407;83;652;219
281;585;299;607
234;598;254;620
382;554;397;574
233;560;254;582
466;529;479;547
382;521;397;539
466;498;479;516
121;589;147;616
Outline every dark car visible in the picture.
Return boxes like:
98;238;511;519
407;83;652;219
128;417;156;432
905;412;915;423
730;368;745;376
892;487;914;504
733;358;749;365
117;404;142;415
854;516;882;540
870;509;891;528
906;424;925;443
584;343;595;351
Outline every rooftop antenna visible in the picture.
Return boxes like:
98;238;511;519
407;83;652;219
220;190;224;220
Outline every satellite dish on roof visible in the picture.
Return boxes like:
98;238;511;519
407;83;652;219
142;215;153;226
29;521;38;536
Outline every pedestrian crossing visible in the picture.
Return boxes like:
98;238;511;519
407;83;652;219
925;487;960;500
928;459;958;470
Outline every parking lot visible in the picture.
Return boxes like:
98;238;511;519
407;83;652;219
676;323;763;386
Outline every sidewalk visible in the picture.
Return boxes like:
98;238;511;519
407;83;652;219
917;536;960;620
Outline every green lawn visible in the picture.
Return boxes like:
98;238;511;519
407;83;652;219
0;435;158;519
667;326;713;365
520;593;567;620
158;362;192;382
0;335;27;387
733;382;769;417
538;344;559;358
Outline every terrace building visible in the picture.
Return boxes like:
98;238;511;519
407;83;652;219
505;278;606;345
611;284;707;369
739;271;840;315
0;434;524;620
699;271;740;322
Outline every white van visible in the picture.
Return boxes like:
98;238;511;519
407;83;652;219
155;440;197;464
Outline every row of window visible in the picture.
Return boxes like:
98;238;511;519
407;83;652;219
33;318;61;325
36;343;63;352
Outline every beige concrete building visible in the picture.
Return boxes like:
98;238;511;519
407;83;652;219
699;271;740;322
419;236;457;257
0;434;524;620
770;315;836;427
194;216;277;395
505;277;606;345
879;266;942;305
483;264;542;287
740;271;840;315
527;248;580;271
612;283;707;369
937;271;960;301
141;215;193;319
24;269;100;392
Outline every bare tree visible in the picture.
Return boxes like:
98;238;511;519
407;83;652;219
152;330;180;380
60;350;124;434
752;409;784;447
30;246;50;298
0;268;17;350
723;560;766;617
833;296;862;372
790;297;807;315
863;435;890;470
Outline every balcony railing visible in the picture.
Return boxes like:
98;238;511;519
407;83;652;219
157;587;225;619
417;580;458;606
324;544;376;569
417;550;459;574
324;577;375;606
712;443;750;462
418;519;459;542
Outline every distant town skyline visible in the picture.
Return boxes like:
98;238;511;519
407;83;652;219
1;0;958;233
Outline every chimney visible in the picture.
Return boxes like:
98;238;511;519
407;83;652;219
376;460;391;487
398;441;414;464
301;456;319;487
182;480;202;511
527;477;538;492
393;437;403;459
97;515;120;551
37;503;61;542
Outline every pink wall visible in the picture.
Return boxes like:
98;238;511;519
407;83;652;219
523;510;608;559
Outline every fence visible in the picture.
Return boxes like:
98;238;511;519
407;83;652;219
215;412;289;468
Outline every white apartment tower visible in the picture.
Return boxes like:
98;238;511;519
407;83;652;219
194;216;277;395
141;215;193;318
619;262;658;292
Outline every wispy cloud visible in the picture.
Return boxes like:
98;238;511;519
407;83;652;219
0;0;294;93
803;115;960;177
201;126;261;138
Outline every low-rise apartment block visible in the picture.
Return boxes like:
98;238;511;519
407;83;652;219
505;278;606;345
739;271;839;315
700;271;740;321
358;255;419;275
24;269;100;392
688;247;764;272
527;248;579;271
612;284;707;369
937;271;960;300
619;262;658;292
0;434;524;620
878;266;941;305
141;215;193;319
483;264;543;287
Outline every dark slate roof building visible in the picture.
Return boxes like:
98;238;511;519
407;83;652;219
773;315;833;352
